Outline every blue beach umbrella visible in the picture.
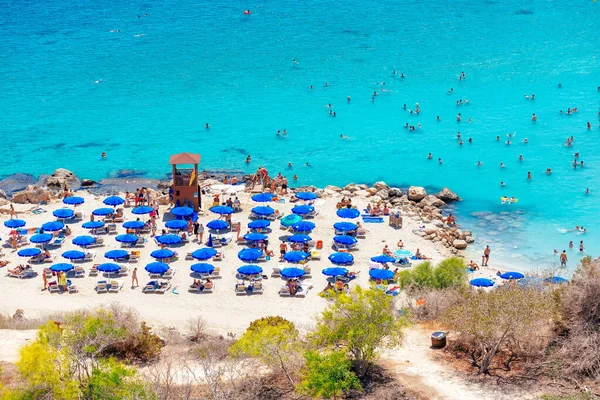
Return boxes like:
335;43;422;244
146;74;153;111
322;267;348;277
42;221;64;232
333;235;357;245
191;263;215;274
288;234;312;243
123;220;145;230
82;221;105;230
50;263;74;272
210;206;234;215
62;250;85;260
97;263;121;273
103;196;124;206
166;220;188;230
291;205;314;215
93;208;115;216
132;206;153;215
333;222;357;232
104;250;128;260
4;219;26;228
545;276;569;284
192;248;217;260
72;235;95;247
295;192;317;200
283;251;310;263
237;265;263;275
238;248;263;262
248;219;271;229
145;262;169;274
17;248;41;257
281;267;305;278
470;278;495;287
171;206;194;218
280;214;302;227
207;220;229;230
336;208;360;219
151;249;175;259
155;234;182;246
115;234;138;244
30;233;53;244
369;268;395;280
252;206;275;216
329;252;354;265
371;254;395;263
251;193;275;202
53;209;74;219
292;221;316;232
499;271;525;280
244;232;268;242
63;196;84;205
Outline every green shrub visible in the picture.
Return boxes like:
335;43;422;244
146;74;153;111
398;257;467;291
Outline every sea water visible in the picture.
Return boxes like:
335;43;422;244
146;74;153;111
0;0;599;272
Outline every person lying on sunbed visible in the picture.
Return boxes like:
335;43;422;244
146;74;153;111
322;282;335;293
0;260;10;267
8;265;25;275
414;248;431;260
383;245;393;256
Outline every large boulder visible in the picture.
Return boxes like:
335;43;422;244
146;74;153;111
408;186;427;202
80;179;96;187
452;239;468;250
377;189;389;200
11;185;52;204
157;195;170;206
354;190;370;198
324;185;342;192
373;181;389;191
314;189;326;198
45;168;79;188
369;195;382;203
388;187;403;197
0;189;7;199
157;180;173;190
419;195;446;208
343;184;359;193
437;187;460;202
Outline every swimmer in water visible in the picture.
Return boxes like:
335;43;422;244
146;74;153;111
293;174;298;181
519;154;524;162
458;140;463;145
468;138;472;143
292;59;298;64
246;155;251;163
500;162;505;168
585;188;590;194
340;134;349;140
437;116;440;121
456;113;461;122
500;181;506;187
347;96;351;102
401;73;405;78
523;138;528;144
527;171;532;180
476;161;483;167
94;79;102;84
456;132;461;138
496;136;500;141
531;113;537;121
427;153;433;159
287;162;293;168
205;123;210;129
558;83;562;88
101;152;107;159
283;129;287;135
438;158;443;164
305;162;311;167
546;168;552;175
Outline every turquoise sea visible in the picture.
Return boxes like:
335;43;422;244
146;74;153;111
1;0;599;272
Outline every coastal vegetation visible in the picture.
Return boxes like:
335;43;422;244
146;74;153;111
2;258;600;398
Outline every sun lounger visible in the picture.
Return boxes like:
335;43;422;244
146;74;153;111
106;224;117;234
87;237;104;248
128;252;139;263
154;280;171;294
95;281;108;293
310;250;321;260
185;252;194;260
67;284;79;293
303;266;312;279
250;282;263;294
235;283;247;295
279;286;291;297
162;268;176;279
28;254;54;265
74;266;86;278
7;267;34;279
108;279;123;293
48;281;61;293
49;235;66;247
117;266;129;276
209;266;221;279
89;265;99;276
134;237;147;248
271;267;281;278
356;228;367;238
236;237;247;246
84;250;96;261
202;283;214;293
305;210;319;218
296;286;310;298
212;252;223;261
188;284;201;293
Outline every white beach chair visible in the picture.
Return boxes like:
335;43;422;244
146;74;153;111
95;281;108;293
250;282;263;295
235;283;247;295
108;280;123;293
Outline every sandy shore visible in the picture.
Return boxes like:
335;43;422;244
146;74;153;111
0;186;502;335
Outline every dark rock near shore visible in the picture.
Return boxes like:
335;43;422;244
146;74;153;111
437;187;460;202
81;179;96;187
45;168;80;189
0;173;37;196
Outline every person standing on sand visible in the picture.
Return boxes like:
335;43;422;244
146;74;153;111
198;223;205;243
193;221;200;240
42;272;48;291
560;250;567;267
131;268;138;288
10;204;15;219
483;245;491;266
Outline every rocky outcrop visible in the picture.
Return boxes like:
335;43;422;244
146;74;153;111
373;181;389;191
437;187;460;202
80;179;96;187
377;189;389;200
452;239;468;250
388;187;403;197
45;168;79;189
408;186;427;202
157;180;173;190
418;195;446;208
324;185;342;192
11;185;52;204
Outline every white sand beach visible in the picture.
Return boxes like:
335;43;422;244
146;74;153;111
0;186;498;335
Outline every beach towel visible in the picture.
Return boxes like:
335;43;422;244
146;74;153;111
362;216;384;223
31;208;47;215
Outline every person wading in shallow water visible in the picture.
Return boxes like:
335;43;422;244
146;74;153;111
483;245;491;266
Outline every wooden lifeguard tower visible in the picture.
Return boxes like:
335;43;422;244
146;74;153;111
169;152;201;210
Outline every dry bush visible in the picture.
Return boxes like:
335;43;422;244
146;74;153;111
187;316;208;342
555;258;600;378
404;288;465;322
0;309;61;330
